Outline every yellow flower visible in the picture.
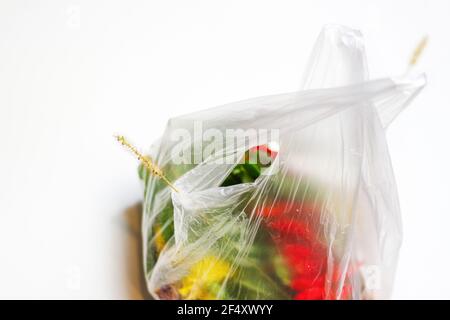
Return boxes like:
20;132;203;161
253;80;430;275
179;256;230;300
153;225;166;254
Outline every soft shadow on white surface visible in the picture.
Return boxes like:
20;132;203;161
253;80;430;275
122;202;151;300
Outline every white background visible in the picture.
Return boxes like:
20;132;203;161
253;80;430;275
0;0;449;299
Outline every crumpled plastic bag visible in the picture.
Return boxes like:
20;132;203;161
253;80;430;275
139;25;426;300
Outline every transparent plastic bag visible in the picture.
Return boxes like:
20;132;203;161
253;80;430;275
139;25;425;300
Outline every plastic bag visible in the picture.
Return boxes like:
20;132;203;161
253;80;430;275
139;25;425;300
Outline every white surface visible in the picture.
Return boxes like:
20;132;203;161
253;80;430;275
0;0;449;299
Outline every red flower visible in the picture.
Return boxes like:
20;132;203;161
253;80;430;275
249;144;278;159
258;200;353;300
